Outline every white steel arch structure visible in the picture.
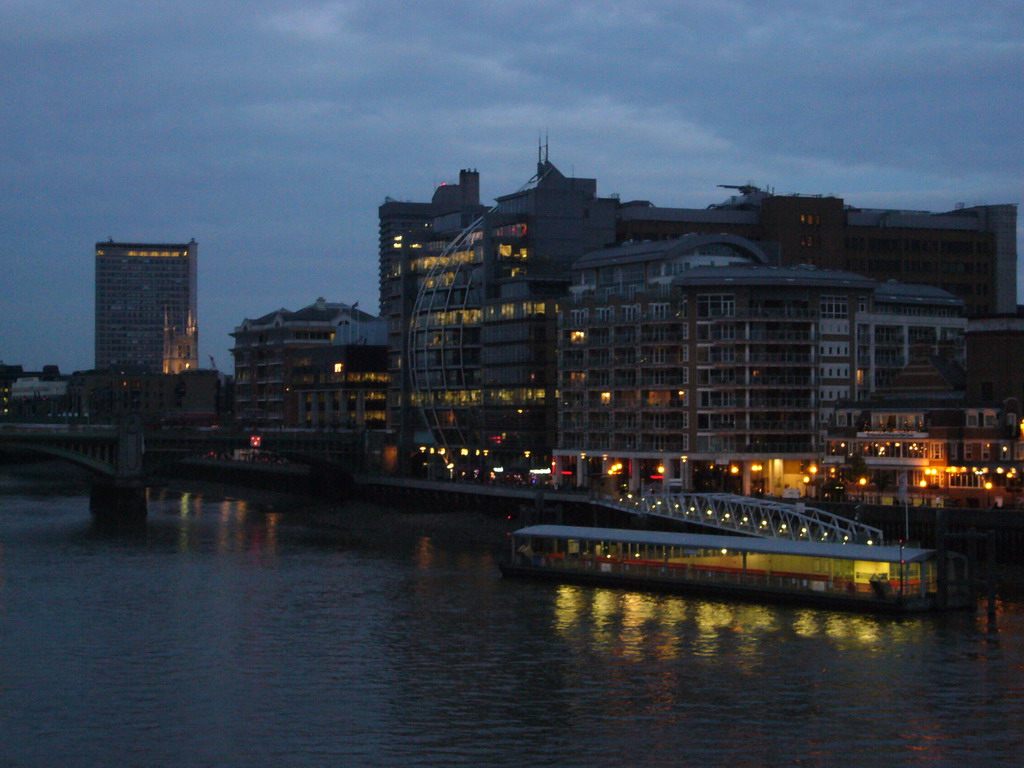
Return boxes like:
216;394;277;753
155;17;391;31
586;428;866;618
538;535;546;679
407;216;483;447
407;164;555;451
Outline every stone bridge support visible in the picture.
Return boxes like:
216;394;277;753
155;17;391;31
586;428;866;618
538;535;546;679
90;417;147;522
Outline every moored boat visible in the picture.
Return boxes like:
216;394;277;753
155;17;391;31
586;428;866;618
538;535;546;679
500;525;972;613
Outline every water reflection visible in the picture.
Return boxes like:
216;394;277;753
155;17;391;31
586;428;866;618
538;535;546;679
541;580;1024;764
414;535;435;570
549;582;987;667
138;490;278;558
2;484;1023;767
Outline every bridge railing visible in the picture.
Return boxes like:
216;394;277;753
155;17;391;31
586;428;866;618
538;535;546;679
596;491;883;545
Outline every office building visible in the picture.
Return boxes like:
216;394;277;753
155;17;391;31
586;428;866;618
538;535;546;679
820;399;1023;509
965;315;1024;405
380;156;1013;473
69;369;222;425
554;234;967;496
291;345;388;431
94;240;198;374
380;155;618;469
2;365;67;419
231;298;384;426
617;187;1016;317
379;169;486;454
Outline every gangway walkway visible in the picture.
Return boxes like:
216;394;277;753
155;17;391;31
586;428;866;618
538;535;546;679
597;491;883;545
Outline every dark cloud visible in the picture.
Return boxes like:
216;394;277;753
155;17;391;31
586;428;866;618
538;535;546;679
1;0;1020;371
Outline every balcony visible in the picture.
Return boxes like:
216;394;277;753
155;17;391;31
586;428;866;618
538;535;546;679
746;375;816;388
733;308;817;320
740;439;816;454
745;399;815;411
744;352;814;364
746;420;815;432
747;331;814;343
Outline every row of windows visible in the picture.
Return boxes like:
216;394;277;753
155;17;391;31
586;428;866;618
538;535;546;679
697;294;735;318
820;343;850;356
819;366;850;378
819;295;848;318
844;238;990;255
484;301;548;320
493;223;528;238
558;433;691;452
409;249;478;274
97;250;189;258
569;302;682;325
569;295;942;325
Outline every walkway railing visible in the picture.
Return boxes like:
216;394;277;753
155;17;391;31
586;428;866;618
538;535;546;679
596;491;884;545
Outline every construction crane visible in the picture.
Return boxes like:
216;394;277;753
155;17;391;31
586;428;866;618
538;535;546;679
718;183;761;195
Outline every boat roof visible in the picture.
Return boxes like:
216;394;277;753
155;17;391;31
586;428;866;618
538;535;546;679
512;525;938;563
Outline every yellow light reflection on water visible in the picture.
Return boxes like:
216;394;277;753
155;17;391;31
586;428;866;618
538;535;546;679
210;499;256;554
414;536;434;569
616;592;660;660
549;581;929;671
265;512;278;554
589;590;620;651
217;501;233;553
823;613;884;645
553;585;588;633
793;610;822;638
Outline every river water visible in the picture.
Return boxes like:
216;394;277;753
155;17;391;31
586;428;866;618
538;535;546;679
2;472;1023;768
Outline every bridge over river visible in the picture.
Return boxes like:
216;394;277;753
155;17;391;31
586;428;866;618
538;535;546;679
0;422;364;518
1;424;881;546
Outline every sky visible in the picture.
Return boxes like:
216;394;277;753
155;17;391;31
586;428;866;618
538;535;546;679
2;0;1022;374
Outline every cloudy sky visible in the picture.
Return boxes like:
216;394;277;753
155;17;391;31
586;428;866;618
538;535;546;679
2;0;1021;373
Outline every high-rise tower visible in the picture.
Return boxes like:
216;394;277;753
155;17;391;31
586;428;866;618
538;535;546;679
94;239;198;374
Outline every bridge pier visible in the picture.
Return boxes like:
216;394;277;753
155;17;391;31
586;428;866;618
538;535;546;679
90;481;147;522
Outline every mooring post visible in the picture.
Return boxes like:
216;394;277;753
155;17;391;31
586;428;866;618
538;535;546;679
935;507;948;611
987;529;997;620
969;527;982;604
